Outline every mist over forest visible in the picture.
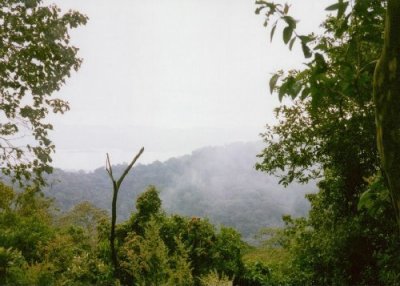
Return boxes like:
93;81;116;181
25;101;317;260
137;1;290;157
4;0;400;284
44;141;313;241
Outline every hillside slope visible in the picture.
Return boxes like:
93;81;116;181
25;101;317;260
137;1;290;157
45;141;315;240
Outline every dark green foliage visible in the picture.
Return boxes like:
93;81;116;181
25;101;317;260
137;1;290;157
269;176;400;285
136;185;162;217
0;184;54;262
256;0;384;186
0;247;30;285
119;220;173;285
117;186;246;285
0;181;116;285
212;227;245;278
0;181;248;285
373;0;400;229
0;181;247;285
255;0;400;285
0;0;87;186
57;201;108;248
130;185;163;235
234;261;271;286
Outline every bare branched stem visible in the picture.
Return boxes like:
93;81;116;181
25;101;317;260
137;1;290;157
106;147;144;277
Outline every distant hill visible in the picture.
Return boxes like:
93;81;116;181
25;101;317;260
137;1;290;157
44;141;315;241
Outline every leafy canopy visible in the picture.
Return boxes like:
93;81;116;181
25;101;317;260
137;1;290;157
0;0;87;186
254;1;400;285
256;0;384;187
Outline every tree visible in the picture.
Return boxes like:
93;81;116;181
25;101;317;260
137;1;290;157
254;0;400;284
0;183;55;262
256;0;400;231
0;182;56;284
0;182;118;285
57;201;108;248
128;185;163;236
255;0;383;188
115;186;246;285
120;219;172;286
373;0;400;230
0;0;87;186
105;147;144;276
212;227;244;278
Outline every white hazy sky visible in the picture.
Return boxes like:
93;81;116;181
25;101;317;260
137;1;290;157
47;0;331;170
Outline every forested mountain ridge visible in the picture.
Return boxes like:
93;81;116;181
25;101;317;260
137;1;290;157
44;141;313;241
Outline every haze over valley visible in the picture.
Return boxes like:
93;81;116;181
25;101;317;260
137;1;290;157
44;141;313;241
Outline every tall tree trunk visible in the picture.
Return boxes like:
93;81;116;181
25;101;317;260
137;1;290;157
106;147;144;277
110;180;118;275
373;0;400;229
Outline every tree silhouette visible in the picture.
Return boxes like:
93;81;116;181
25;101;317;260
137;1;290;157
106;147;144;276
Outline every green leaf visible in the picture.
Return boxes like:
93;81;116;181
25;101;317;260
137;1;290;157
358;189;374;211
325;1;349;18
288;37;296;50
325;2;341;11
299;35;314;44
337;1;349;18
301;42;312;58
314;53;327;73
283;26;293;44
269;74;280;94
278;87;285;102
282;16;296;28
300;87;310;100
277;76;298;101
291;82;302;99
311;89;322;110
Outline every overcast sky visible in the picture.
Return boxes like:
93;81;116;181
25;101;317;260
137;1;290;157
48;0;331;170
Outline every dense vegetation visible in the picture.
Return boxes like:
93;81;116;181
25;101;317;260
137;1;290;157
0;182;274;285
249;0;400;285
42;142;311;243
2;0;400;285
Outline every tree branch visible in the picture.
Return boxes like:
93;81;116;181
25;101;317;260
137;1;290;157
116;147;144;189
105;152;113;179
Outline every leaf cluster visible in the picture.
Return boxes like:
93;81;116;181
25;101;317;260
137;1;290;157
256;0;384;187
254;1;400;285
0;0;87;186
117;186;246;285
